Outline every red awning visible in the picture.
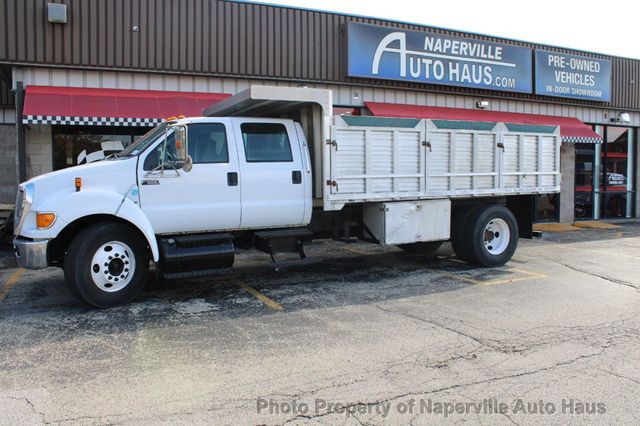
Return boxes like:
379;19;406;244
366;102;602;144
22;85;231;126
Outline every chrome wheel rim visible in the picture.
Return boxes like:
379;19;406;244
90;241;136;292
483;218;510;255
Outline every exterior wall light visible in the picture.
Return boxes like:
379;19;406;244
611;112;631;124
476;100;490;109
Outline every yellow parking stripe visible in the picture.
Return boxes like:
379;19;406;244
0;269;25;301
341;246;373;256
236;280;284;311
338;245;546;286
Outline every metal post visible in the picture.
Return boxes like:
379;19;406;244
627;129;634;218
593;126;603;220
15;81;26;183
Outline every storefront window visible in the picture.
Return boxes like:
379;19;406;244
52;125;152;170
574;126;636;220
601;127;634;218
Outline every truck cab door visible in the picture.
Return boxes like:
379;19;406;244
232;119;308;228
137;121;241;234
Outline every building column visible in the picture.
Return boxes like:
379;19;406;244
559;143;576;223
25;125;53;179
0;122;17;203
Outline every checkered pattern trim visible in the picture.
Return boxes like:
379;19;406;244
22;115;163;126
561;136;603;144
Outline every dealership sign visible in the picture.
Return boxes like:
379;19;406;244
347;22;533;93
534;51;611;101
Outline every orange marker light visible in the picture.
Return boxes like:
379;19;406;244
177;114;185;119
36;212;57;229
75;177;82;192
166;116;177;122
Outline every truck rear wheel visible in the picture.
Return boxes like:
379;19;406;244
64;222;150;308
451;205;486;262
397;241;443;255
463;205;518;267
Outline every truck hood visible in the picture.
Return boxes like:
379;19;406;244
23;158;139;209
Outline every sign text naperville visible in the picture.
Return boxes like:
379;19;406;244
373;33;519;89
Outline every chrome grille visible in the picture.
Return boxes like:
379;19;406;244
14;188;25;235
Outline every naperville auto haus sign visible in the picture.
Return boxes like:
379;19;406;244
347;22;533;94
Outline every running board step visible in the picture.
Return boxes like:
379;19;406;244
254;228;312;263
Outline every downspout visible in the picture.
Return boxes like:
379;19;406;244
15;81;26;183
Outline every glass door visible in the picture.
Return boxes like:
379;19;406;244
575;143;596;220
601;127;635;219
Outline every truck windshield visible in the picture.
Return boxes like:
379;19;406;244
118;123;168;157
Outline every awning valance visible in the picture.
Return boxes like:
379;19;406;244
365;102;602;144
22;86;230;126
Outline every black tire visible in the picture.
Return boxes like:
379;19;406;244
397;241;443;254
64;222;150;308
463;205;518;267
450;205;486;262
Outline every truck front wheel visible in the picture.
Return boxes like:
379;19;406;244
64;223;150;308
463;205;518;267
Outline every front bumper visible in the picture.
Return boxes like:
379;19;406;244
13;236;49;269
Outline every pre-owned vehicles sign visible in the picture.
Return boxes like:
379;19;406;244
534;51;611;101
347;22;533;94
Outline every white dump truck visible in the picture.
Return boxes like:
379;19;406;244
13;86;561;307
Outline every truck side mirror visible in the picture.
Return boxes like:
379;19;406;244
173;125;192;172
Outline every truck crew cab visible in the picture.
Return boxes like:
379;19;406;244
13;86;561;308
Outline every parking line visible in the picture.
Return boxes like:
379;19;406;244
438;268;547;286
0;269;25;301
337;244;547;286
341;246;374;256
236;280;284;311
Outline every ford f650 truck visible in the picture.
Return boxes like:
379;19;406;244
13;86;561;307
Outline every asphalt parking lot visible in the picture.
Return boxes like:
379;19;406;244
1;223;640;425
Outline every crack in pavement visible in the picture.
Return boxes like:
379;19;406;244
0;396;48;424
374;305;500;351
593;367;640;387
551;260;640;292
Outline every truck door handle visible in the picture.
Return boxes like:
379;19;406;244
292;170;302;184
227;172;238;186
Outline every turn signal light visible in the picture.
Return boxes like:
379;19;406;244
75;177;82;192
36;212;57;229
